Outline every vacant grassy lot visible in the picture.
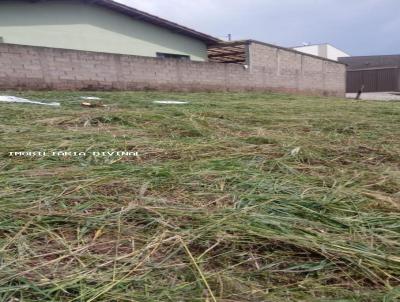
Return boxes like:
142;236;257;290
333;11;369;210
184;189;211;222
0;91;399;302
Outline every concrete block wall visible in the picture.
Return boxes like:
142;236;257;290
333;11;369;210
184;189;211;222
248;42;346;96
0;42;346;96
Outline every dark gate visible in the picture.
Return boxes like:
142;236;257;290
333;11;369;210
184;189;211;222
346;68;399;93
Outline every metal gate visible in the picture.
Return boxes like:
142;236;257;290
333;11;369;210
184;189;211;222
346;68;399;93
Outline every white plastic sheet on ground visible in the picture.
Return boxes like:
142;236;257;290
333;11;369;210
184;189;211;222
80;96;102;100
153;100;189;105
0;96;60;107
290;147;301;156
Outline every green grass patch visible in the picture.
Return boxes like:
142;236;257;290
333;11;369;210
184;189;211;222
0;91;399;301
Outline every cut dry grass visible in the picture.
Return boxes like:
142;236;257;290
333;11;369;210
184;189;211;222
0;91;399;301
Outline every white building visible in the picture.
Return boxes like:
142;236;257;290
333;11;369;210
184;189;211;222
293;43;350;61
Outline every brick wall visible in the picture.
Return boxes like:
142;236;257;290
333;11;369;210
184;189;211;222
0;42;346;96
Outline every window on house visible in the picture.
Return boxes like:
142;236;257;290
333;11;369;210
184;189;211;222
0;37;4;43
156;52;190;61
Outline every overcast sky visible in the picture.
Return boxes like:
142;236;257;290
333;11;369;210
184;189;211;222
116;0;399;56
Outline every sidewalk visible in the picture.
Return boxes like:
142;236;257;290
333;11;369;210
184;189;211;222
346;92;400;101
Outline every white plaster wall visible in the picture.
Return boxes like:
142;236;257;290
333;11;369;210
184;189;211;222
327;45;350;61
294;44;350;61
